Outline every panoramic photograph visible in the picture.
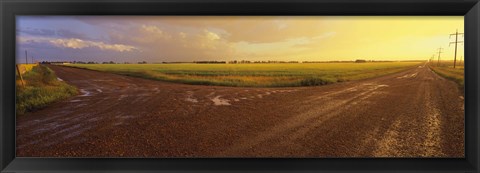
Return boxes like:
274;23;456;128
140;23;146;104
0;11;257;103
15;16;464;157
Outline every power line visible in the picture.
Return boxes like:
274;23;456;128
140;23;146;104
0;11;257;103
437;47;443;67
449;29;464;68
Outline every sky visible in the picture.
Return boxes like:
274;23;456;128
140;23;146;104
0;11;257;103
16;16;464;63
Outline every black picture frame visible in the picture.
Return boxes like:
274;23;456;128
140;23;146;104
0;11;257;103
1;0;479;172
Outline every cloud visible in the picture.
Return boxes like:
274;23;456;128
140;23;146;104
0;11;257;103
141;25;164;34
179;32;187;38
205;30;220;40
75;16;328;44
49;38;137;52
17;27;55;36
56;29;90;40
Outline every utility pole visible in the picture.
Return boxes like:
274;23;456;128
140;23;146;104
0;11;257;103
437;47;443;67
25;50;28;64
32;56;34;64
450;29;464;68
16;64;25;88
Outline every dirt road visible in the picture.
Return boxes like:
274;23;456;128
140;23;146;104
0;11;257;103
16;63;464;157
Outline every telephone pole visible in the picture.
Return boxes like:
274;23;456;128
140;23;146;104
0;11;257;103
450;29;464;68
25;50;28;64
437;47;443;67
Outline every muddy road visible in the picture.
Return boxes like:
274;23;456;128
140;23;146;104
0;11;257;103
16;63;464;157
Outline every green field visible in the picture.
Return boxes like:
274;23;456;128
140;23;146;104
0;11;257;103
16;65;78;115
66;62;422;87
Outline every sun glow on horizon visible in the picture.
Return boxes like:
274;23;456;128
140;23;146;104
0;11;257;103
16;16;464;63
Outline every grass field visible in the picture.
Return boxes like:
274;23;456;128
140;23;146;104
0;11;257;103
66;62;422;87
429;62;464;90
16;64;37;75
16;65;78;115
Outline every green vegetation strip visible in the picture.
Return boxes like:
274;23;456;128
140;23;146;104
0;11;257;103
16;65;78;115
429;65;464;89
66;62;421;87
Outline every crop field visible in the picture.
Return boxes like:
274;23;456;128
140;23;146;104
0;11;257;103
66;62;422;87
429;63;464;89
16;64;37;75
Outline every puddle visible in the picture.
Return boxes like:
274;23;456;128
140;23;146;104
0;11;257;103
79;89;91;97
63;126;92;139
96;89;103;93
69;99;82;102
51;124;82;136
185;98;198;103
87;117;100;122
118;95;128;100
211;96;231;106
75;103;87;108
346;87;358;92
371;84;389;90
185;91;198;103
397;72;417;79
57;77;63;81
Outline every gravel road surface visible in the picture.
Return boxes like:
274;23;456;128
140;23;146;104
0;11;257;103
16;63;464;157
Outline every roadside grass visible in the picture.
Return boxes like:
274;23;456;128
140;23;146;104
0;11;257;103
66;62;422;87
429;63;464;90
16;65;78;115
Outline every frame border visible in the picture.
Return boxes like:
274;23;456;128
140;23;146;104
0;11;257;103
1;0;479;172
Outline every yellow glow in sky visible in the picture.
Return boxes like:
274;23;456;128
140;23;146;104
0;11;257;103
230;16;464;61
17;16;464;62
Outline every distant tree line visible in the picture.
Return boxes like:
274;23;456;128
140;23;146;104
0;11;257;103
228;60;300;64
194;61;227;64
40;59;397;65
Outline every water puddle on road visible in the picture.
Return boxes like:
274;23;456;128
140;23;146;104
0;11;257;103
185;98;198;103
79;89;92;97
185;91;199;103
118;94;128;101
211;96;231;106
